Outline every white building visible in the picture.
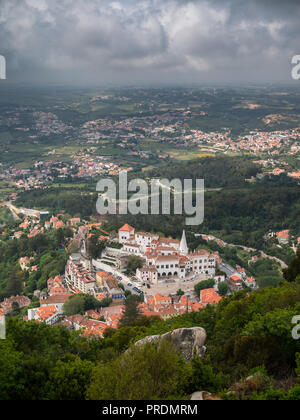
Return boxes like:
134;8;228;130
65;254;96;293
214;275;226;284
28;304;60;325
244;277;257;289
179;230;189;255
189;250;216;276
136;267;159;284
117;225;216;283
123;242;142;255
154;255;181;278
135;232;159;253
118;224;135;244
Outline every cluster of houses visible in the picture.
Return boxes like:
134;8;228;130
65;254;125;303
73;152;131;178
117;224;259;292
27;276;71;324
187;127;300;156
228;272;257;291
10;210;81;240
235;129;300;155
138;291;222;320
24;271;123;336
3;219;272;338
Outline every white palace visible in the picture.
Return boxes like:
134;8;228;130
118;224;216;284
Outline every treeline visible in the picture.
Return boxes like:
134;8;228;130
16;189;98;218
144;156;260;188
202;184;300;246
103;182;300;251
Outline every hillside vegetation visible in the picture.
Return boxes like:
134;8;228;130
1;251;300;400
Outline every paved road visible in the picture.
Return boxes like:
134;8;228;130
2;201;21;221
219;262;237;278
92;259;141;295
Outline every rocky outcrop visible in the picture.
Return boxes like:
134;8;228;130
133;327;206;361
190;392;206;401
190;392;222;401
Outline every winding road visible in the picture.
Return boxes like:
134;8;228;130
199;234;288;269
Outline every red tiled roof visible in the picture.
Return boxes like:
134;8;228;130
192;302;205;312
36;305;58;321
119;224;134;232
277;231;289;238
201;288;222;305
231;275;242;283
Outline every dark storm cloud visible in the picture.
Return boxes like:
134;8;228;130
0;0;299;84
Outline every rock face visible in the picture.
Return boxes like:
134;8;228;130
133;327;206;361
190;392;205;401
190;392;222;401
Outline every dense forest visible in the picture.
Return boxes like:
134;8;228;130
144;156;260;187
1;251;300;400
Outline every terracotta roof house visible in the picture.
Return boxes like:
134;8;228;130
200;288;222;306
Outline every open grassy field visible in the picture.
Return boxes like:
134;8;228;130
140;138;216;161
0;206;14;224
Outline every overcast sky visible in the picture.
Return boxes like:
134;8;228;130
0;0;300;86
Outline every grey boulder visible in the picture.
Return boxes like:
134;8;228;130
133;327;206;361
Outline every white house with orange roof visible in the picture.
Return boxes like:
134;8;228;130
228;275;243;291
28;304;60;325
277;230;290;245
118;224;135;244
244;277;257;289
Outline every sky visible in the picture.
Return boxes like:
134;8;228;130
0;0;300;86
